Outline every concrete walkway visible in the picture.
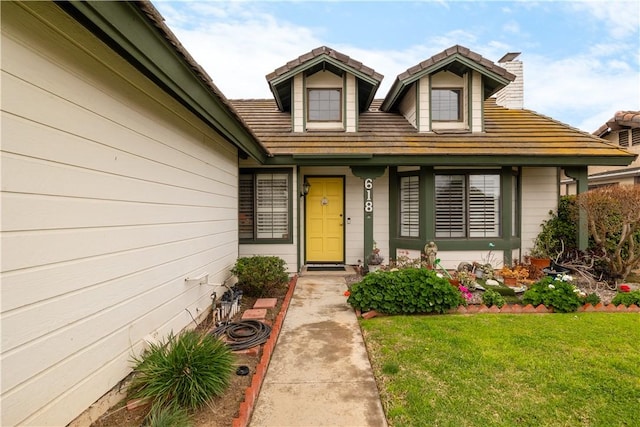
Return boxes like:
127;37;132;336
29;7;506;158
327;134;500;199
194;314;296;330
249;273;388;427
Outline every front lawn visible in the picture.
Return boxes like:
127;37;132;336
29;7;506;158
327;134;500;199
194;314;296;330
361;313;640;427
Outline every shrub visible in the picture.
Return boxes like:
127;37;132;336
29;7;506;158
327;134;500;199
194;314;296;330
532;196;578;258
577;185;640;280
582;293;601;306
482;289;506;308
231;256;289;297
129;330;234;410
346;268;465;314
611;290;640;307
522;276;583;313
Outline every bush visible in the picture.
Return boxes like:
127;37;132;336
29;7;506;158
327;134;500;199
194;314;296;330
532;196;578;258
231;256;289;297
581;293;601;306
577;185;640;280
129;330;234;410
611;290;640;307
522;276;583;313
346;268;465;314
482;289;506;308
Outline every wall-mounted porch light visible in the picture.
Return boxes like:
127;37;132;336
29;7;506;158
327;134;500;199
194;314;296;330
300;179;311;197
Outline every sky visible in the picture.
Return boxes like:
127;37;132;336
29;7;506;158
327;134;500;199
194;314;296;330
152;0;640;133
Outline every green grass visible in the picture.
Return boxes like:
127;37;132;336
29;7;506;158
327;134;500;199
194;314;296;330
361;313;640;427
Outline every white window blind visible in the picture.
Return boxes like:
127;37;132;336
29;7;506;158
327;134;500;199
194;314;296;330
431;89;461;121
256;173;289;239
435;174;501;238
400;175;420;237
435;175;465;237
308;89;341;121
468;175;500;237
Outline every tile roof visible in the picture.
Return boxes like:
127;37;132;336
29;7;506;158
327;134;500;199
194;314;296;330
593;111;640;136
231;98;635;165
396;45;515;82
266;46;383;83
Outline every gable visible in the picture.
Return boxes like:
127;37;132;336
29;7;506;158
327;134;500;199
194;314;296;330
266;46;383;114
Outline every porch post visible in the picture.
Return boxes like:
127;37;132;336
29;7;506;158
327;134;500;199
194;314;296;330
564;166;589;251
350;166;386;268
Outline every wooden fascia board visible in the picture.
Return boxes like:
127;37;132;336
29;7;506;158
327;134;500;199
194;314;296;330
381;54;513;111
56;1;268;163
263;154;636;167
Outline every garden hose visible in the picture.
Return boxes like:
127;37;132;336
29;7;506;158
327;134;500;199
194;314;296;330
210;320;272;351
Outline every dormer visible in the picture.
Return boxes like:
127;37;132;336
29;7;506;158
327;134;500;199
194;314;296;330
266;46;383;132
380;45;516;133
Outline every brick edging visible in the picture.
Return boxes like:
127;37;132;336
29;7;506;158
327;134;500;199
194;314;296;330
359;303;640;319
231;275;298;427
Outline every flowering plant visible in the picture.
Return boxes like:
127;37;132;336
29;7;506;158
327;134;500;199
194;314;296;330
619;284;631;293
458;285;473;302
522;276;583;312
499;265;529;280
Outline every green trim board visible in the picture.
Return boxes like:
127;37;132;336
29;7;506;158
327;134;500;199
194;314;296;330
56;1;268;163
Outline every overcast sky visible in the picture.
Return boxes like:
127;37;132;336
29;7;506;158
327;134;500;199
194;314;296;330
152;0;639;133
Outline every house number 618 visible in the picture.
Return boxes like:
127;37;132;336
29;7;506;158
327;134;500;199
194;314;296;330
364;178;373;212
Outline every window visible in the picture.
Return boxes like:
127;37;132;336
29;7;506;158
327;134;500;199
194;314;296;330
435;174;500;238
239;170;291;242
431;89;462;121
399;175;420;237
308;89;341;121
632;128;640;146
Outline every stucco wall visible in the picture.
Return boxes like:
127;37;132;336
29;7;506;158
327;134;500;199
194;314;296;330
1;3;238;425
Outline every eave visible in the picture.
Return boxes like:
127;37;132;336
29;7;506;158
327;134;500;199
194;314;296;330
55;0;269;163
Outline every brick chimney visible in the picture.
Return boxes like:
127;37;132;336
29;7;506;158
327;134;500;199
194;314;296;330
495;52;523;109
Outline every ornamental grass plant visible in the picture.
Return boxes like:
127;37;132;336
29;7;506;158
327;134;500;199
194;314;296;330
128;330;234;411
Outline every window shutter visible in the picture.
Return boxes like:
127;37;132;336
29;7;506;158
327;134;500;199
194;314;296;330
435;175;465;237
256;173;289;239
399;175;420;237
619;130;629;147
239;174;254;239
632;128;640;146
468;175;500;237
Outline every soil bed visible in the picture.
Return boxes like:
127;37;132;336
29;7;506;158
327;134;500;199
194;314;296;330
91;286;288;427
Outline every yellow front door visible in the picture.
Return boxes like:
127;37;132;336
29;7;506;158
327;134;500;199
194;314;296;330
305;177;344;263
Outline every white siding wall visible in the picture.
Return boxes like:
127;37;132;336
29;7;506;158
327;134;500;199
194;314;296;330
471;71;483;132
1;3;238;425
293;74;304;132
398;83;417;129
437;251;506;271
418;77;430;132
345;74;357;132
521;167;559;254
